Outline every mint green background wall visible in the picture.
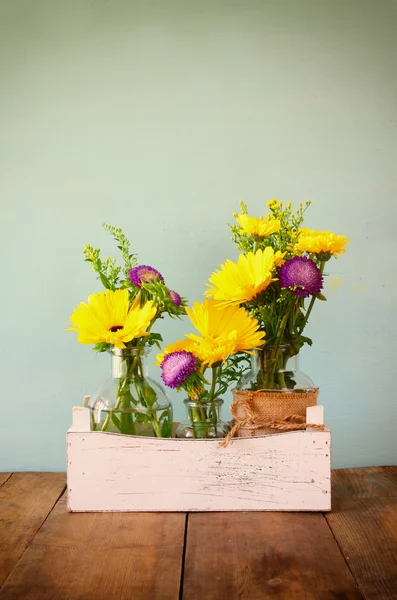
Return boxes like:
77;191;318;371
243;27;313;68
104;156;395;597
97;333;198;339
1;0;396;471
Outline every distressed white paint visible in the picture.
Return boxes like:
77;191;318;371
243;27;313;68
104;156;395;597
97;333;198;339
67;406;331;512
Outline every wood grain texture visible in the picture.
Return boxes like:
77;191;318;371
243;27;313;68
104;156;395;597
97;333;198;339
0;474;12;489
0;472;65;588
326;466;397;600
67;417;331;512
182;511;363;599
0;494;186;600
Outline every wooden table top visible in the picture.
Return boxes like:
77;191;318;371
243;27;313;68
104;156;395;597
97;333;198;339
0;466;396;599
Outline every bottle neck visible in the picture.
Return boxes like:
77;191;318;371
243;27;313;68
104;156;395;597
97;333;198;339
254;344;300;373
110;346;151;379
184;398;223;419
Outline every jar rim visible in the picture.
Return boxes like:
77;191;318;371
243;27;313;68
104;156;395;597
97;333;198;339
108;345;152;357
183;397;223;407
259;343;298;350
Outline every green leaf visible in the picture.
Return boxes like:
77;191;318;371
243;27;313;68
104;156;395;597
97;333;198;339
161;418;172;438
300;335;313;346
135;413;149;425
93;342;111;353
317;293;327;301
99;271;112;290
146;332;164;348
140;381;157;407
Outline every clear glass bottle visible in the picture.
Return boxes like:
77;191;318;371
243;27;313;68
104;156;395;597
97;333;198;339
88;346;173;437
176;398;231;439
237;343;316;392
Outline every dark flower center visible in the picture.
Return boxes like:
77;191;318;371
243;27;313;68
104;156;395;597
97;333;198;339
110;325;123;332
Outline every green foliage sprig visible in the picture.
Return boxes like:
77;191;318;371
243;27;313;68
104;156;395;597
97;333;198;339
82;224;187;353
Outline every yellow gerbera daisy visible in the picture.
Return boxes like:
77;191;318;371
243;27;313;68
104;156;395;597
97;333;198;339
295;228;350;258
68;289;156;348
205;248;275;305
157;300;265;368
236;213;281;238
187;298;265;352
187;335;237;368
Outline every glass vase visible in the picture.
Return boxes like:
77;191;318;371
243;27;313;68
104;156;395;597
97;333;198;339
88;346;173;437
237;343;316;392
176;398;230;439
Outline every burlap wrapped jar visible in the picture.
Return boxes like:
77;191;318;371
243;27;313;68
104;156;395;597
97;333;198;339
218;345;323;447
227;387;319;440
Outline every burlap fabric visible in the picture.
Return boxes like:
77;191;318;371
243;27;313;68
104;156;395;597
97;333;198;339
220;387;321;447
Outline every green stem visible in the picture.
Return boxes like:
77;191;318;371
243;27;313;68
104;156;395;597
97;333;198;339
189;368;220;438
105;352;140;435
299;260;326;334
208;366;218;402
260;304;293;389
101;413;111;431
119;359;136;435
299;295;316;334
150;417;162;438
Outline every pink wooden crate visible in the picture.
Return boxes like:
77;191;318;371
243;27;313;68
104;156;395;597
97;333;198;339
67;404;331;512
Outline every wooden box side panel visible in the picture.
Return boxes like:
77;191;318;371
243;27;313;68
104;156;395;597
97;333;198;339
67;429;331;512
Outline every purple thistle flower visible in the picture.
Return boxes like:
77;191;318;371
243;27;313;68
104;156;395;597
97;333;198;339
129;265;164;287
161;351;197;388
168;289;182;306
279;256;323;298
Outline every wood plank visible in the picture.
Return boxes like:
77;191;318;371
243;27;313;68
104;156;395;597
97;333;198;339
0;472;65;588
182;512;363;599
0;494;186;600
0;474;12;489
326;466;397;600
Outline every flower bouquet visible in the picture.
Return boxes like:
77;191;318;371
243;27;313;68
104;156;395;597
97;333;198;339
68;224;186;438
157;298;265;438
205;199;349;437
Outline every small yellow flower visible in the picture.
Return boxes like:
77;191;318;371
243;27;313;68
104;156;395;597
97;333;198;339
206;248;275;305
68;289;156;348
267;198;281;208
295;228;350;258
274;250;286;267
236;213;281;238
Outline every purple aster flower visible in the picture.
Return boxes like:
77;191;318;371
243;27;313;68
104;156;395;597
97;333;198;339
129;265;164;287
161;351;197;388
279;256;323;298
168;289;182;306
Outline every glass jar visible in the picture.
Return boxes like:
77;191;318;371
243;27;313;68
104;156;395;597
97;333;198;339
237;343;316;392
88;346;172;437
176;398;231;439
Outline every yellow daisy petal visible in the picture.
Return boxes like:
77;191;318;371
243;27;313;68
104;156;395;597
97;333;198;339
295;229;350;258
205;248;275;305
155;339;194;365
236;214;281;237
185;298;265;366
68;289;156;348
